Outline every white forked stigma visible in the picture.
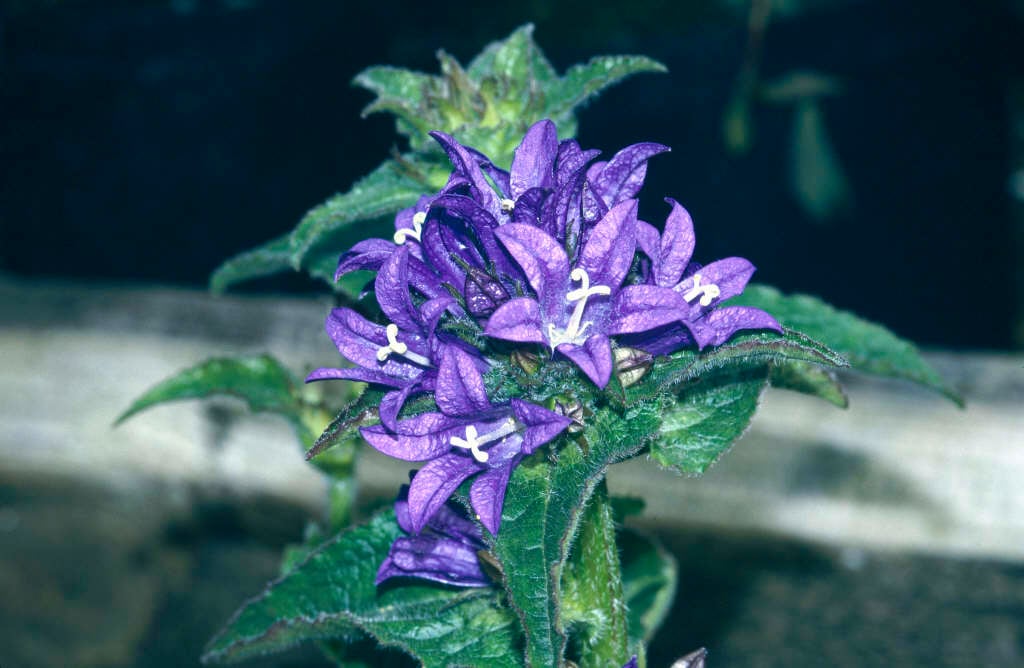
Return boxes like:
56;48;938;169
500;198;515;214
682;274;721;307
450;418;517;463
547;267;611;349
376;323;431;366
393;211;426;244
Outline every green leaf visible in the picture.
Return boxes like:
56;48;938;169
289;161;425;269
729;284;962;404
483;403;662;668
652;368;769;475
305;386;384;462
354;66;433;130
769;360;849;408
544;55;667;123
467;24;557;87
203;510;523;667
561;484;628;668
209;233;293;293
620;529;677;646
115;354;313;443
625;328;846;406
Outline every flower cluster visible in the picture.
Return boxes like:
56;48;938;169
310;119;779;582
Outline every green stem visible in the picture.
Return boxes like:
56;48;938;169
563;479;629;668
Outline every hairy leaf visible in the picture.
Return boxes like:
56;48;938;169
115;354;312;443
305;386;385;461
652;368;769;475
289;161;425;269
769;360;848;408
545;55;667;124
209;233;292;293
625;328;845;406
203;510;523;667
482;403;662;667
620;529;677;646
730;284;962;404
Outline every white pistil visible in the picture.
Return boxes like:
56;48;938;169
500;198;515;214
376;323;431;366
682;274;721;307
393;211;426;244
450;418;517;463
547;267;611;349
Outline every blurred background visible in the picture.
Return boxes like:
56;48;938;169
2;1;1023;666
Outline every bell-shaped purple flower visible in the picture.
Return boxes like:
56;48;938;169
483;199;689;388
307;246;456;428
615;198;782;353
376;485;491;588
360;346;572;534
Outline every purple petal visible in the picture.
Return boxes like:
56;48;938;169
420;218;469;292
335;238;395;280
484;297;546;344
618;322;695;357
470;463;516;535
510;187;548;227
577;199;638;290
305;365;403;387
379;383;422;431
322;309;424;381
557;334;613;388
360;412;461;461
511;398;573;453
657;198;696;287
510;119;558;198
687;305;783;349
436;346;492;416
555;139;601;187
430;194;518;279
675;257;756;313
419;296;456;339
494;223;570;306
375;534;488;587
464;146;511;198
430;131;502;220
591;142;670;207
609;285;692;335
375;246;421;331
464;266;512;318
581;161;609;223
407;454;481;533
540;167;586;241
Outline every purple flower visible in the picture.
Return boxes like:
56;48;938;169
617;198;781;354
360;346;572;534
621;657;639;668
376;485;491;588
483;199;687;388
307;246;457;428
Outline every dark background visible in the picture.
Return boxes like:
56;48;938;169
2;0;1021;348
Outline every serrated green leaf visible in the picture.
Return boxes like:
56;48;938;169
729;284;962;404
116;354;312;443
209;233;293;293
289;161;425;269
203;510;523;667
620;529;677;646
769;360;849;408
544;55;667;122
305;385;385;462
625;328;846;406
652;368;768;475
483;403;662;667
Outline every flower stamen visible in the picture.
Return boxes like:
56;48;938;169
394;211;426;244
450;418;517;463
682;274;721;307
376;323;431;366
500;198;515;214
548;267;611;349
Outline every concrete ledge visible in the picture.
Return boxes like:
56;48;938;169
2;275;1022;560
